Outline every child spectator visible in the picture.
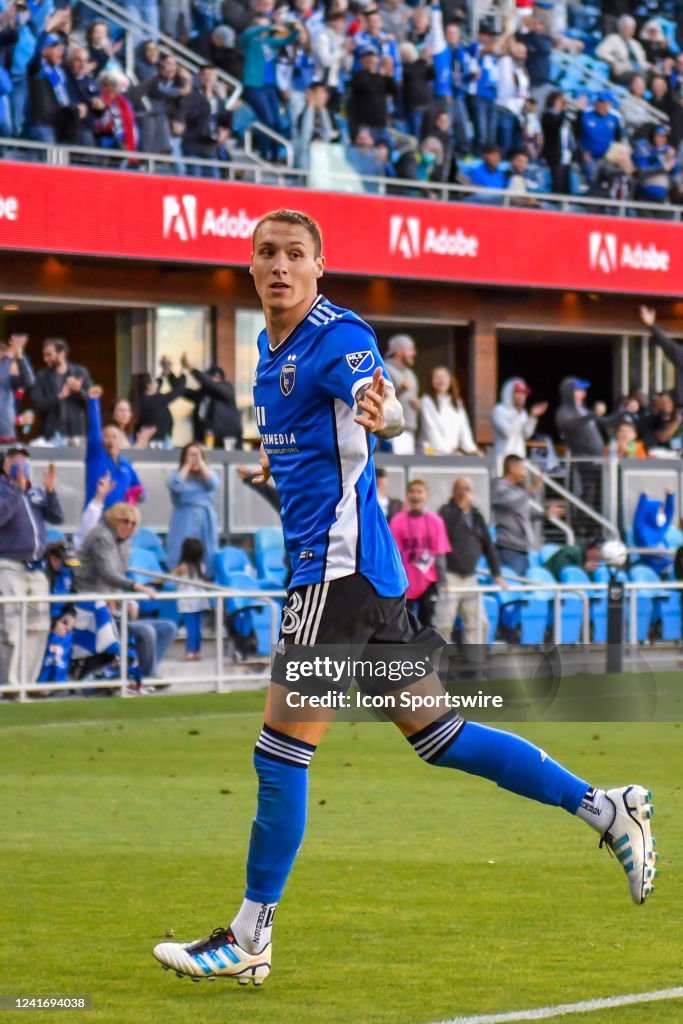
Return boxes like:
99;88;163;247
38;607;76;686
172;537;210;661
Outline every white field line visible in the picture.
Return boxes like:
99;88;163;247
0;710;263;731
431;987;683;1024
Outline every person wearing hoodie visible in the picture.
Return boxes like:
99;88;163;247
633;489;675;575
555;376;618;523
491;377;547;469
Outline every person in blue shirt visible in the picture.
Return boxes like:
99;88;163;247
577;91;622;183
466;20;500;154
465;141;507;199
352;7;402;84
633;122;679;203
85;386;145;509
153;208;660;988
430;0;472;153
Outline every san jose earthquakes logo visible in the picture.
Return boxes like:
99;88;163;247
345;350;375;374
281;592;303;634
280;363;296;396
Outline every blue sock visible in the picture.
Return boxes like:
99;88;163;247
410;716;589;813
245;726;315;903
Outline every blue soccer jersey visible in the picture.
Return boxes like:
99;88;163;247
253;295;408;597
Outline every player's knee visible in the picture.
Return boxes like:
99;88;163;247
405;712;464;763
254;723;317;771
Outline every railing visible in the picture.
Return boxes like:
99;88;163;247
244;123;294;169
2;137;683;221
552;50;669;128
525;460;621;540
2;578;681;703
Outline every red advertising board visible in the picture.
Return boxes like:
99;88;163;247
0;161;681;295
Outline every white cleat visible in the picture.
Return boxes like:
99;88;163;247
153;926;271;986
601;785;658;905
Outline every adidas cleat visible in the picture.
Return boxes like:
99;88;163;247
601;785;657;905
153;926;271;986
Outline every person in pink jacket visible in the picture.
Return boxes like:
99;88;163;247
390;478;450;627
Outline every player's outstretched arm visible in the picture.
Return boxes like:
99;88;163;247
355;367;405;439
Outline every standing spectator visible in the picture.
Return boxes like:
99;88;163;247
380;0;411;43
189;24;243;80
182;64;232;174
165;443;219;572
131;370;187;445
640;306;683;405
85;387;145;509
4;0;38;139
633;123;678;203
492;377;547;469
577;91;623;183
466;20;500;155
239;18;299;162
437;476;503;647
555;377;616;518
400;40;434;139
420;366;478;454
294;81;340;168
588;141;635;206
180;354;243;449
383;333;419;455
27;30;82;143
312;8;349;112
348;49;398;145
172;537;211;660
86;20;124;77
491;454;548;576
649;73;674;120
0;446;63;688
375;466;403;522
161;0;192;40
496;38;529;156
31;338;92;441
139;55;192;156
92;70;138;153
430;1;471;154
645;391;682;452
428;108;459;183
390;478;450;628
65;44;102;146
135;38;161;82
0;334;34;443
541;90;576;194
517;11;553;108
352;6;402;82
596;15;650;84
122;0;160;37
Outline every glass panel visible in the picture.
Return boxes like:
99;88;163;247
155;306;210;447
235;308;266;444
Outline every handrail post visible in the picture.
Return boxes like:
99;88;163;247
120;597;129;697
18;599;28;703
215;595;224;694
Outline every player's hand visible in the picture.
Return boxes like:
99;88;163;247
252;445;271;485
639;305;656;328
355;367;386;433
43;463;56;493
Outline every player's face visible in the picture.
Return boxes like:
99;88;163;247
250;222;324;315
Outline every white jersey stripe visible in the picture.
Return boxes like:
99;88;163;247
308;582;330;645
301;583;323;645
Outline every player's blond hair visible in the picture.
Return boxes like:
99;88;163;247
252;209;323;258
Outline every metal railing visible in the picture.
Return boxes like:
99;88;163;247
2;137;683;220
525;460;621;540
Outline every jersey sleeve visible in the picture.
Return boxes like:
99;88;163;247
314;318;393;409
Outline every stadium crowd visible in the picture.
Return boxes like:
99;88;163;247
2;303;683;691
1;0;683;202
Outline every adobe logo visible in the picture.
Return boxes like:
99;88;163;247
389;216;421;259
163;195;197;241
589;232;618;273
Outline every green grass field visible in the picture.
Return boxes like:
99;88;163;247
1;692;681;1024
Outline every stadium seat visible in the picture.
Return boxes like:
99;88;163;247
46;526;66;545
258;546;288;586
483;594;499;645
254;526;285;553
213;546;255;584
540;543;560;564
665;525;683;550
223;571;274;657
520;568;555;645
528;550;542;568
557;566;589;644
591;565;630;643
127;548;178;622
629;565;680;642
131;526;167;566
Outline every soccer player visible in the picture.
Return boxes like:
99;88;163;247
153;210;658;986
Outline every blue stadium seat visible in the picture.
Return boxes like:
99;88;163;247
629;565;680;641
483;594;499;644
254;527;286;579
528;550;542;568
213;546;255;584
258;546;288;587
558;566;589;644
665;525;683;550
224;571;274;656
520;568;555;644
131;526;167;566
46;526;66;545
540;543;560;564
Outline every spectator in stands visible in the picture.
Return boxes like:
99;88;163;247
0;446;63;688
182;64;232;173
588;141;635;206
312;8;349;112
131;369;186;445
492;377;547;469
277;18;316;134
639;20;671;67
643;390;682;452
437;475;503;648
407;6;431;53
240;17;299;162
349;48;415;160
352;6;401;82
123;1;160;40
419;366;479;455
430;2;471;155
466;141;506;195
74;502;177;680
428;108;458;183
596;14;650;84
384;334;419;455
74;470;116;551
620;73;654;132
496;36;529;155
161;0;191;41
27;30;83;143
134;39;161;82
375;466;402;522
491;454;547;576
555;377;615;459
649;73;674;121
111;397;154;448
390;478;450;628
466;20;500;156
400;40;434;140
633;490;676;575
180;353;242;449
506;147;545;202
4;0;40;138
544;540;603;580
380;0;411;44
32;338;91;441
93;70;138;153
633;123;678;203
294;81;340;168
0;334;34;443
189;24;243;80
541;89;577;194
640;306;683;406
577;91;622;183
517;10;553;109
345;125;390;185
140;55;192;156
86;20;124;77
166;442;219;572
610;419;647;458
65;45;104;146
85;386;145;509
